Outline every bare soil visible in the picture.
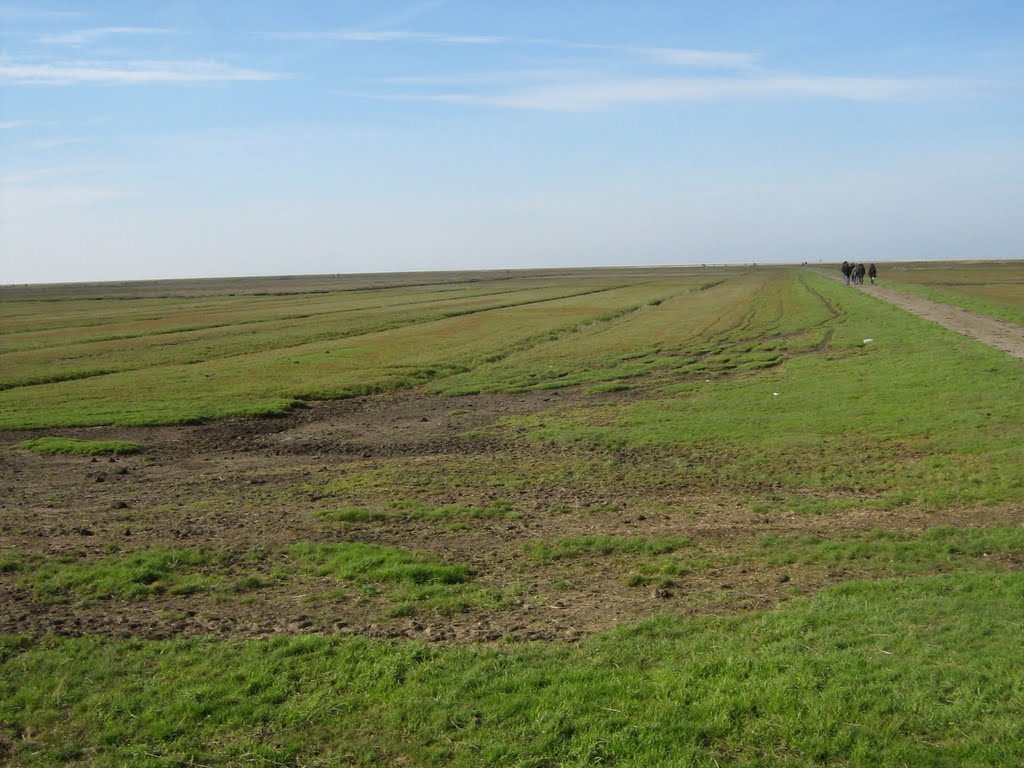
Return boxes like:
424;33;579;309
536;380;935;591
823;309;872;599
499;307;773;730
3;384;1022;645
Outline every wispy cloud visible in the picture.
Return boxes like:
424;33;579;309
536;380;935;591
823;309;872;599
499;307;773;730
37;26;179;46
0;165;100;184
0;119;48;129
378;68;591;87
270;27;756;70
639;47;758;70
379;74;992;112
0;5;83;22
0;59;290;85
269;29;502;45
28;137;85;149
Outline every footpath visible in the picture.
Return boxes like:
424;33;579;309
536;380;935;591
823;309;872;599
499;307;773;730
820;272;1024;360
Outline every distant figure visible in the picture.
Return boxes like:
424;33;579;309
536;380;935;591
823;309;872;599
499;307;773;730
841;261;852;285
868;264;877;284
854;263;866;284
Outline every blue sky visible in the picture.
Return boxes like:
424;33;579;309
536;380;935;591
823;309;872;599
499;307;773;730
1;1;1022;283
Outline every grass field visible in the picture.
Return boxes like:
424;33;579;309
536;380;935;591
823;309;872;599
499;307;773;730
2;263;1023;766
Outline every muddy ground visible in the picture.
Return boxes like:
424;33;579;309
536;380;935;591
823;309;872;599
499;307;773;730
3;379;1022;645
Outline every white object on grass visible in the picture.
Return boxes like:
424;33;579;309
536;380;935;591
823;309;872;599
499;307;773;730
863;338;874;344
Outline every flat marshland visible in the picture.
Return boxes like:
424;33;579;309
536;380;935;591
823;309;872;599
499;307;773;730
1;263;1023;766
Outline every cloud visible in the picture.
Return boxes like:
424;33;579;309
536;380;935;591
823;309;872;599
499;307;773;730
378;68;591;86
0;119;47;129
0;59;290;85
639;47;758;70
270;28;757;68
269;29;502;45
37;26;178;46
387;74;994;111
0;5;83;21
0;164;116;184
28;137;86;149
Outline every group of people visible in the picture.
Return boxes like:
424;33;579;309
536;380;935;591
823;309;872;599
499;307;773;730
842;261;877;285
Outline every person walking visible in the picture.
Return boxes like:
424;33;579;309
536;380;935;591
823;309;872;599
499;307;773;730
868;264;877;284
854;263;866;284
841;261;852;285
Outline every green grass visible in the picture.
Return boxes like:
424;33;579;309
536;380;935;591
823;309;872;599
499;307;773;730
16;437;142;456
755;524;1024;577
287;542;503;616
0;280;688;428
499;272;1024;506
9;543;493;615
3;572;1024;766
539;525;1024;589
524;535;694;563
22;548;221;602
428;272;813;395
0;282;612;390
288;541;471;585
4;265;1024;765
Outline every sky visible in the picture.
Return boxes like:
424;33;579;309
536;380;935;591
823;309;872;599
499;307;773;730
1;1;1023;284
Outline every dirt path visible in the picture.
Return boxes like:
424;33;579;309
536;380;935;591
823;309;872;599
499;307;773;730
854;281;1024;359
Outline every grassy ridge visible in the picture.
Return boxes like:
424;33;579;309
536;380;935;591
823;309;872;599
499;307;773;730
3;573;1023;766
